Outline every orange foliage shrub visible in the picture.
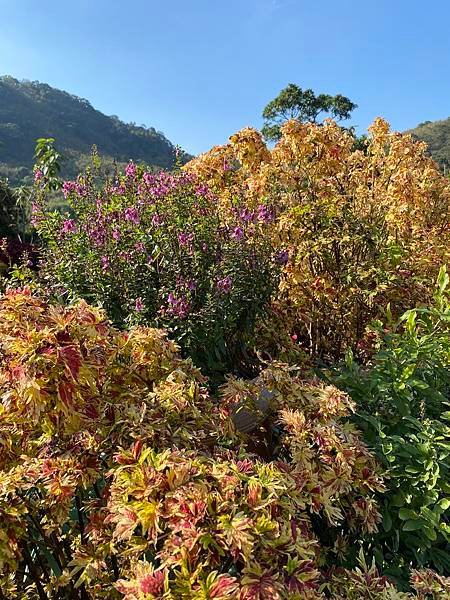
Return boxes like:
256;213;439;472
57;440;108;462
186;119;449;360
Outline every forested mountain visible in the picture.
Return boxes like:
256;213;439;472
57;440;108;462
408;117;450;170
0;76;182;186
2;74;448;190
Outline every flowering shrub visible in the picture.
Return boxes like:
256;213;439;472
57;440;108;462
186;119;450;361
34;163;278;374
327;268;450;586
4;290;446;598
4;119;449;597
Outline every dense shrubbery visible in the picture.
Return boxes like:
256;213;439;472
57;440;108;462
32;119;450;370
0;290;429;599
0;179;18;237
33;164;278;375
327;268;450;586
187;118;449;361
1;118;449;598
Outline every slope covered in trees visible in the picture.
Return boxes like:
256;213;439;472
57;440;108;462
408;116;450;170
0;76;182;186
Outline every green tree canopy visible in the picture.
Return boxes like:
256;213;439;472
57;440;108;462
262;83;357;141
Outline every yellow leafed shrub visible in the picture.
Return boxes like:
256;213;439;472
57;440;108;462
186;119;449;360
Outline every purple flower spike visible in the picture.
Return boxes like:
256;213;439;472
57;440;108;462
62;181;77;199
125;162;137;179
216;276;232;294
101;256;110;272
62;219;76;234
178;232;194;247
231;226;244;241
124;207;140;225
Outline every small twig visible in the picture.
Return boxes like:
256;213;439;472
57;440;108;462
21;543;49;600
75;495;85;544
110;554;120;581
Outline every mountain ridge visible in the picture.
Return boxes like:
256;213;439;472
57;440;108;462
0;75;184;186
406;116;450;170
1;75;448;188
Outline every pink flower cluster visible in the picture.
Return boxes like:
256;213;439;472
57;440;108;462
236;204;275;225
62;180;87;199
125;162;137;179
139;170;196;200
178;232;194;248
163;293;190;319
101;256;110;272
30;202;44;227
231;226;244;241
151;214;164;227
62;181;77;198
124;207;140;225
216;276;232;294
61;219;77;234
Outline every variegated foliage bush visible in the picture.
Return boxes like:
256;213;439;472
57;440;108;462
186;119;449;362
2;291;449;598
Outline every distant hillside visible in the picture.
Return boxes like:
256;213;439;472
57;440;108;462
0;76;183;186
407;117;450;171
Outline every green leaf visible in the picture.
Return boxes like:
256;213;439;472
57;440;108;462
437;266;449;294
401;364;416;381
382;509;393;532
438;498;450;511
403;519;424;531
398;508;418;520
423;526;437;541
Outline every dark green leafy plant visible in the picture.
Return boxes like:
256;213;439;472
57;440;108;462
0;179;18;237
34;137;62;190
326;267;450;587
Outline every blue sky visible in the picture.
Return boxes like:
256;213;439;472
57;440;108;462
1;0;449;155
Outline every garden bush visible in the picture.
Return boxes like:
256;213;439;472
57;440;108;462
33;162;278;376
3;119;450;598
3;290;448;598
327;268;450;587
186;118;449;362
0;179;18;237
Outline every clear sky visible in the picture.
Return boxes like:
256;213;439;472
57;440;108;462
1;0;449;155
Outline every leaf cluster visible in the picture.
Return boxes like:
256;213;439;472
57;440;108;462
328;269;450;587
0;290;432;598
186;118;450;364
